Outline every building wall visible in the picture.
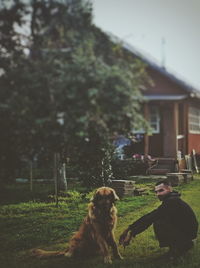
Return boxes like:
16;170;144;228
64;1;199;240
147;101;178;158
188;134;200;154
146;67;187;95
187;99;200;154
147;100;200;157
148;134;163;157
139;64;200;158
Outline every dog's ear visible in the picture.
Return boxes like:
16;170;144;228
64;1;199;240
111;189;119;201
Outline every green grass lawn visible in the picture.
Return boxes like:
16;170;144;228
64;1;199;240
0;177;200;268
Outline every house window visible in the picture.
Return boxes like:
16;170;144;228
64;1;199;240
149;106;160;134
189;106;200;134
133;106;160;134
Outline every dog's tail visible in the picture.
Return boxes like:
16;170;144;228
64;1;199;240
31;248;67;258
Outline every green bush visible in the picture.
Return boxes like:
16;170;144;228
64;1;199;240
112;159;148;179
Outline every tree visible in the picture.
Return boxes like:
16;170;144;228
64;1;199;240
0;0;150;186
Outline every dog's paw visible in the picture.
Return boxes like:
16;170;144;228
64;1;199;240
104;256;112;264
64;251;73;258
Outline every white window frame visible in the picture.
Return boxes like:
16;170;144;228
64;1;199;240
133;106;160;134
189;106;200;134
149;106;160;134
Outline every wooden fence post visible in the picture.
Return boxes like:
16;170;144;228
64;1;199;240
192;149;199;174
59;163;67;191
30;160;33;192
54;153;59;207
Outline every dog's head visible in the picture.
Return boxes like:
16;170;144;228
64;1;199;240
91;187;119;209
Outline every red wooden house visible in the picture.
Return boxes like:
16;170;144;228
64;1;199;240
124;42;200;163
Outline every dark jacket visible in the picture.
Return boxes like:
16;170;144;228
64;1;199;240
129;192;198;246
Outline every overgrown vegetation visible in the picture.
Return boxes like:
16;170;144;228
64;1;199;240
0;0;150;186
0;176;200;268
112;159;148;179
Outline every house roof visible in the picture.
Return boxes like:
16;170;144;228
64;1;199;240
109;33;200;99
144;94;188;101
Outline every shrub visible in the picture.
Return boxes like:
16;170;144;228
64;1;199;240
112;159;148;179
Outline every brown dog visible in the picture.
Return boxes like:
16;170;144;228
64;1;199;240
33;187;122;264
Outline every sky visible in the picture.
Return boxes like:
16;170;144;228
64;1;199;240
91;0;200;90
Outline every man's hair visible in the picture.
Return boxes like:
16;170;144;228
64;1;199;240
155;179;171;186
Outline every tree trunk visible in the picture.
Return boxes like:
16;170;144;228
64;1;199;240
59;163;67;191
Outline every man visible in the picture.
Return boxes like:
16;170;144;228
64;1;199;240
119;179;198;259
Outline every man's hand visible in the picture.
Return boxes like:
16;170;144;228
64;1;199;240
119;228;133;247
